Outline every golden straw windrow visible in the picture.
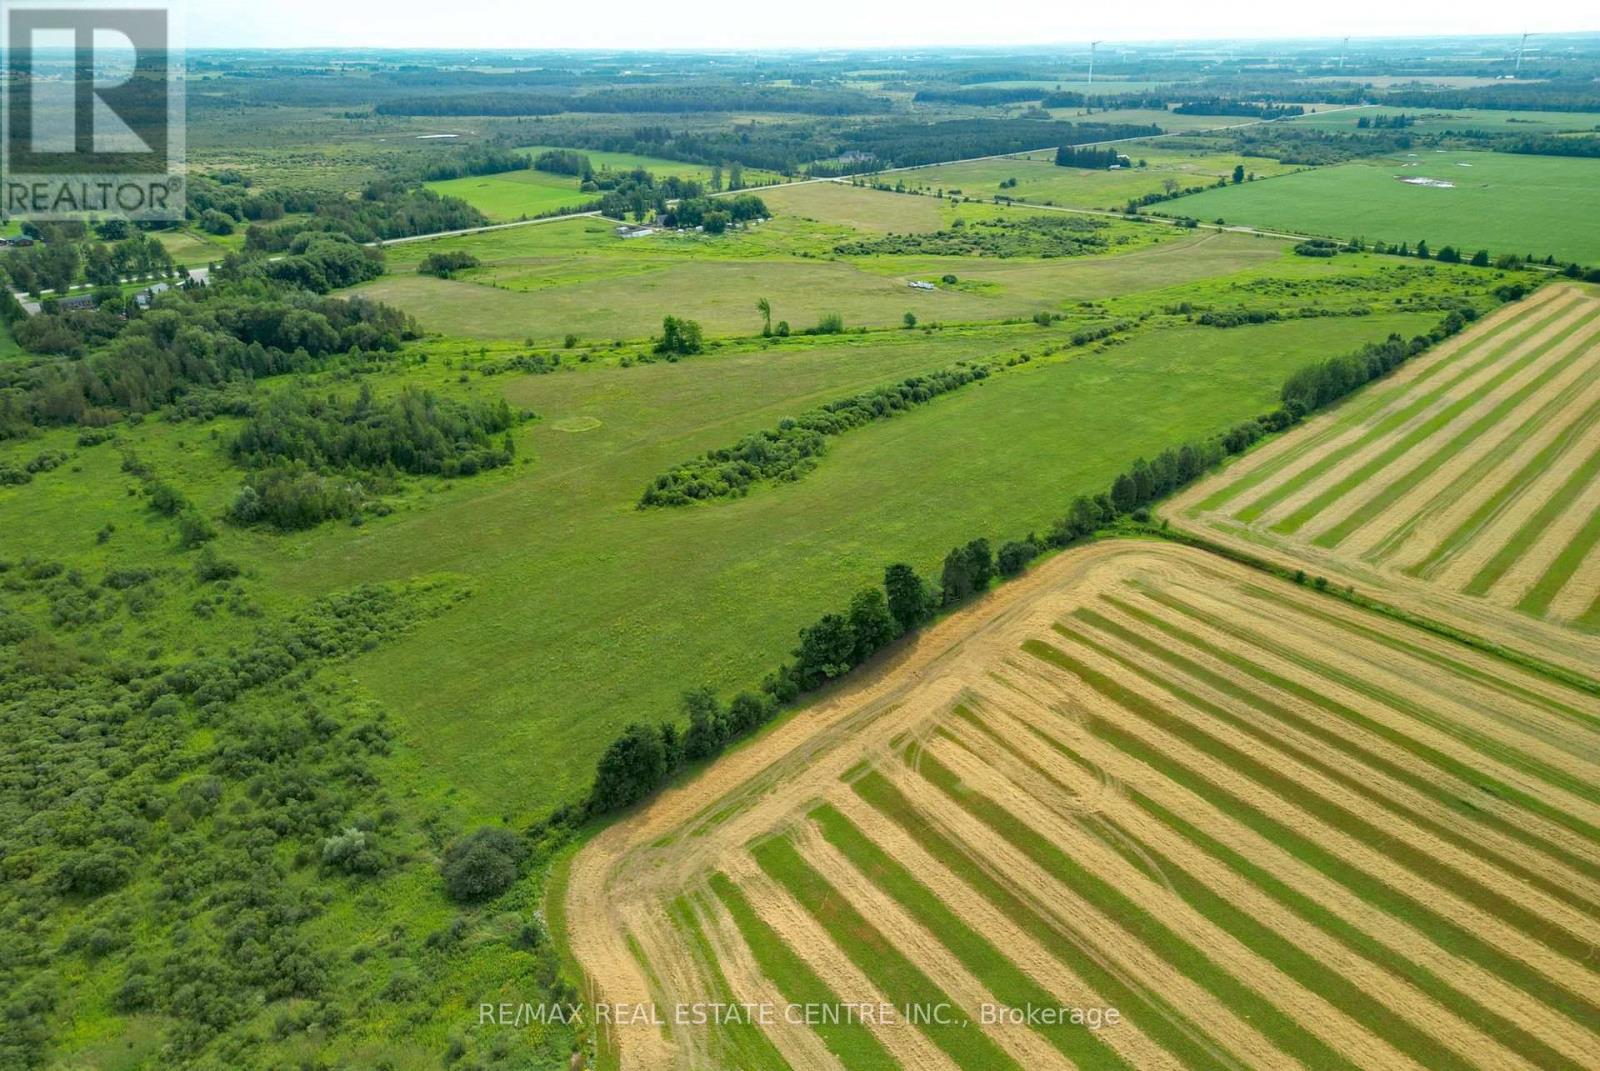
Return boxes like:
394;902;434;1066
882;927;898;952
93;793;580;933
565;543;1600;1071
1168;282;1600;670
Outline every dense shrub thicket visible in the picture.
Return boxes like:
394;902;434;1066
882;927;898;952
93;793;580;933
243;182;485;251
640;364;989;506
0;572;501;1065
224;386;522;530
231;385;519;478
0;281;416;437
418;251;480;278
834;214;1113;258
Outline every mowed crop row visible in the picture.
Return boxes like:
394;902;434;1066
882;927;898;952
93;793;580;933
565;545;1600;1070
1171;283;1600;644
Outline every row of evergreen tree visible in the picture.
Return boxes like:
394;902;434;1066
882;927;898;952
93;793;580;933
1054;145;1127;169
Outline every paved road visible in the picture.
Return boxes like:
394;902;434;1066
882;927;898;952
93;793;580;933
367;209;610;246
14;265;210;315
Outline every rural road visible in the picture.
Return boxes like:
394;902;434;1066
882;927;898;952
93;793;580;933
1;102;1378;315
367;209;610;246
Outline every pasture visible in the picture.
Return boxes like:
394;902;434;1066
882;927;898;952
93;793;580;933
427;147;786;222
154;226;242;265
756;181;953;233
425;167;600;221
357;202;1284;342
895;148;1300;211
1166;150;1600;263
1170;283;1600;668
188;308;1432;819
566;541;1600;1071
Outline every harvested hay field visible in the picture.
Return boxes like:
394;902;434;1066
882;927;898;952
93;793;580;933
1168;282;1600;669
564;543;1600;1071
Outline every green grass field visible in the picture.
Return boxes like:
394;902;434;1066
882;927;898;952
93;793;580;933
425;168;600;221
1167;150;1600;263
896;147;1301;212
359;185;1304;342
427;147;786;222
1;299;1444;819
154;226;245;266
177;308;1433;817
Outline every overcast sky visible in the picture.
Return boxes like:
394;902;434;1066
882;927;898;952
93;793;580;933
186;1;1594;51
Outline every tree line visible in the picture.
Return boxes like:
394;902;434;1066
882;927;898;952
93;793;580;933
1171;100;1305;119
242;182;485;252
581;300;1494;818
377;85;891;117
639;363;990;506
827;119;1162;170
220;233;386;294
419;145;532;182
1054;145;1129;169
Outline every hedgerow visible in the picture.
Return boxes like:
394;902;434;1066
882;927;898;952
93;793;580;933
640;363;990;506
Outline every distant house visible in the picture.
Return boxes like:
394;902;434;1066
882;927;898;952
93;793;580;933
614;225;654;238
907;280;935;291
56;294;96;311
134;283;171;309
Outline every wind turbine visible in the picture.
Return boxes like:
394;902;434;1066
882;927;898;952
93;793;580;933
1087;41;1102;87
1338;37;1349;72
1513;32;1536;78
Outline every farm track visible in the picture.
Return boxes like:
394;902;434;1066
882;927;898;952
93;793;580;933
563;543;1600;1070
